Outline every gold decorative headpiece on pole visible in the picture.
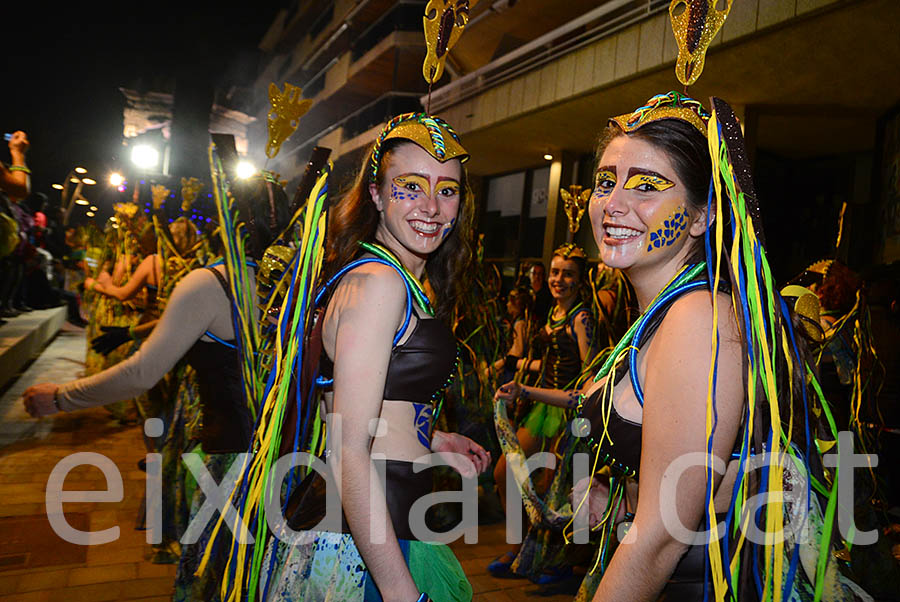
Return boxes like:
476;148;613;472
265;83;312;159
422;0;479;110
180;177;204;212
113;202;139;220
151;184;171;211
560;185;591;243
669;0;733;87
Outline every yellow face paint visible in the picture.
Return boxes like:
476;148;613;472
623;173;675;192
434;180;460;198
591;170;617;203
391;174;430;202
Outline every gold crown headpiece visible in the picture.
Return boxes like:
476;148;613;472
370;112;468;183
554;242;587;261
151;184;171;211
180;177;204;212
611;91;710;137
113;202;139;219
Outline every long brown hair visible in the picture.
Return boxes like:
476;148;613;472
324;138;475;320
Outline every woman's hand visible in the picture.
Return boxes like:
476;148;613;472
22;383;60;417
84;277;96;291
430;430;491;478
494;380;523;403
570;475;624;527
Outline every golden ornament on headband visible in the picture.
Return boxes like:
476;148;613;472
266;83;312;159
560;185;591;236
370;113;468;182
554;242;587;260
151;184;171;211
781;285;824;344
180;177;204;212
669;0;732;86
611;91;710;136
422;0;478;85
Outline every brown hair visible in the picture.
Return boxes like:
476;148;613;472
324;138;475;320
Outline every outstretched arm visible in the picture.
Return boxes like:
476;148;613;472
494;380;587;409
23;268;223;416
86;255;155;301
1;131;30;200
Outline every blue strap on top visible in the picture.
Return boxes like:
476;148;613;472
312;257;415;387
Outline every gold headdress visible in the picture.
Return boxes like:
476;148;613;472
422;0;478;86
151;184;171;211
265;83;312;159
180;177;204;212
369;112;468;182
669;0;733;86
610;91;710;136
560;185;591;241
554;242;587;261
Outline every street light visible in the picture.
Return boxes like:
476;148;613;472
82;178;97;186
85;211;95;217
109;172;124;187
74;167;87;174
236;161;256;179
131;145;160;170
75;199;89;206
52;183;64;190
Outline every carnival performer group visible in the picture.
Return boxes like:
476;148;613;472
19;4;891;602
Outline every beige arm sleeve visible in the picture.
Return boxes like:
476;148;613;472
56;268;233;411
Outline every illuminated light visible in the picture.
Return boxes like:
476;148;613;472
110;216;118;222
86;211;95;217
75;199;89;206
52;183;64;190
109;173;124;187
82;178;96;185
131;145;160;169
236;161;256;179
74;167;87;174
112;223;119;229
117;185;126;192
543;154;553;161
90;206;98;212
70;177;80;183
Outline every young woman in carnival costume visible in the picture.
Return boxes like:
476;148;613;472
207;112;490;602
488;242;597;577
494;92;872;601
22;171;291;599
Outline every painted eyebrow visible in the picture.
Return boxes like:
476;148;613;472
595;165;617;176
435;176;460;185
395;172;430;180
626;167;674;182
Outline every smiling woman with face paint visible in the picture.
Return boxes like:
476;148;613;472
494;94;868;601
262;113;489;602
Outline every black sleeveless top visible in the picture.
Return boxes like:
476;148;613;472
535;307;590;389
183;267;251;454
285;258;458;540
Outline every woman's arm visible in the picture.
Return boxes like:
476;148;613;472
326;263;421;602
572;308;595;366
1;131;30;200
490;319;529;373
87;255;154;301
23;268;222;415
494;380;587;409
591;291;744;601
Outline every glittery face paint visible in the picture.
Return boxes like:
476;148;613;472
440;217;456;239
646;205;689;252
623;171;675;192
391;174;431;203
591;169;616;205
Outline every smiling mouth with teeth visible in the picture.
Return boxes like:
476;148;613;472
409;220;443;237
605;225;644;239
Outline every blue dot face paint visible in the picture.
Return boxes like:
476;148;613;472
646;206;688;252
391;174;430;203
591;169;616;206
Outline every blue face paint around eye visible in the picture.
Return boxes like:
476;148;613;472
390;183;411;203
647;207;688;252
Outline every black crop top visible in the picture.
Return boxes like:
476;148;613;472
184;267;251;454
317;262;458;404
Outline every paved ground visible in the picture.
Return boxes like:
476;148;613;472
0;325;575;601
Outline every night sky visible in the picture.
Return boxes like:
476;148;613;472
2;6;280;212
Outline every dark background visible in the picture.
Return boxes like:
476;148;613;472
1;6;281;202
